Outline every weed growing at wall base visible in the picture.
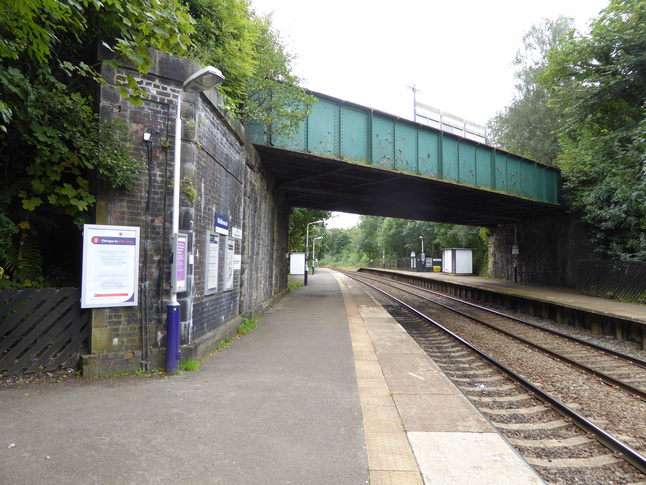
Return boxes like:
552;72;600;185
237;316;258;336
179;358;200;372
288;280;302;290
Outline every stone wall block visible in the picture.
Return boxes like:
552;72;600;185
90;50;290;376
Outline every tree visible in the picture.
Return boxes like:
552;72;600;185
0;0;194;286
355;216;385;263
185;0;316;134
542;0;646;261
287;208;331;253
324;216;488;274
434;224;488;274
379;218;439;260
488;16;575;166
0;0;312;286
325;228;352;260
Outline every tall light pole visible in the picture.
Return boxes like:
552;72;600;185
419;235;425;271
312;236;323;275
304;220;324;286
167;66;224;375
382;240;385;268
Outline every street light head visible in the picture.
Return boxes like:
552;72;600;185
183;66;225;93
419;235;423;239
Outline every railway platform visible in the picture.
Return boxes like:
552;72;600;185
360;268;646;348
0;268;544;484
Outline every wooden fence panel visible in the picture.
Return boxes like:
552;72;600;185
0;288;89;376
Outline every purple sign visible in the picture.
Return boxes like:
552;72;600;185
172;233;188;293
176;237;186;282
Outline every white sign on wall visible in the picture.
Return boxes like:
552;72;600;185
215;213;229;235
205;231;219;295
81;224;140;308
224;237;235;291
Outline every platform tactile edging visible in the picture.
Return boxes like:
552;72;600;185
333;272;424;485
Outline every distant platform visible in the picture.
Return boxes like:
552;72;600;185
358;268;646;347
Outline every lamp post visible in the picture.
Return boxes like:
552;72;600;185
419;235;425;271
304;220;324;286
312;236;323;275
167;66;224;375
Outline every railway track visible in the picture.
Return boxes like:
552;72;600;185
340;270;646;485
357;271;646;399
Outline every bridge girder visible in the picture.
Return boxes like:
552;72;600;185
255;145;565;227
249;91;564;227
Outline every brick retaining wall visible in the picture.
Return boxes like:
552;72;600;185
82;50;289;377
487;213;596;288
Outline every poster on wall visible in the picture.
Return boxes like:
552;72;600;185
171;233;188;293
205;231;219;295
81;224;140;308
224;237;235;291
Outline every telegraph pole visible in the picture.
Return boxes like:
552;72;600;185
407;84;420;122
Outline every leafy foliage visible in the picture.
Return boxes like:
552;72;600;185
320;216;488;275
1;237;44;288
488;17;575;166
287;208;332;253
185;0;316;133
541;0;646;261
185;0;258;100
0;0;194;285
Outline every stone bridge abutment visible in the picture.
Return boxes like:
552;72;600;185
83;50;290;377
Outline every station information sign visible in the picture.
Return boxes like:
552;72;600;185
81;224;140;308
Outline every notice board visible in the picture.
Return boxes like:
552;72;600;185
81;224;140;308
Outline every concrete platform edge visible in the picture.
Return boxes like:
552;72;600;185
330;270;546;485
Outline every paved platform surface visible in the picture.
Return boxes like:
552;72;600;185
0;269;544;484
334;270;543;484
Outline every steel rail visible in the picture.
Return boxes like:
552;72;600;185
361;271;646;369
356;272;646;400
344;271;646;474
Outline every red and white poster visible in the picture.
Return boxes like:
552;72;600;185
81;224;140;308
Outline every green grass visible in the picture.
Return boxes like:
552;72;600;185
288;280;302;290
237;315;258;336
89;368;164;379
178;358;200;372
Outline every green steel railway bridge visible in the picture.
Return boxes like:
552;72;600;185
248;91;563;227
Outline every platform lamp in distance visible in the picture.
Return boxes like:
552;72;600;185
419;235;425;270
304;220;324;286
167;66;225;375
312;236;323;275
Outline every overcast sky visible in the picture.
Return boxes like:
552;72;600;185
250;0;609;228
